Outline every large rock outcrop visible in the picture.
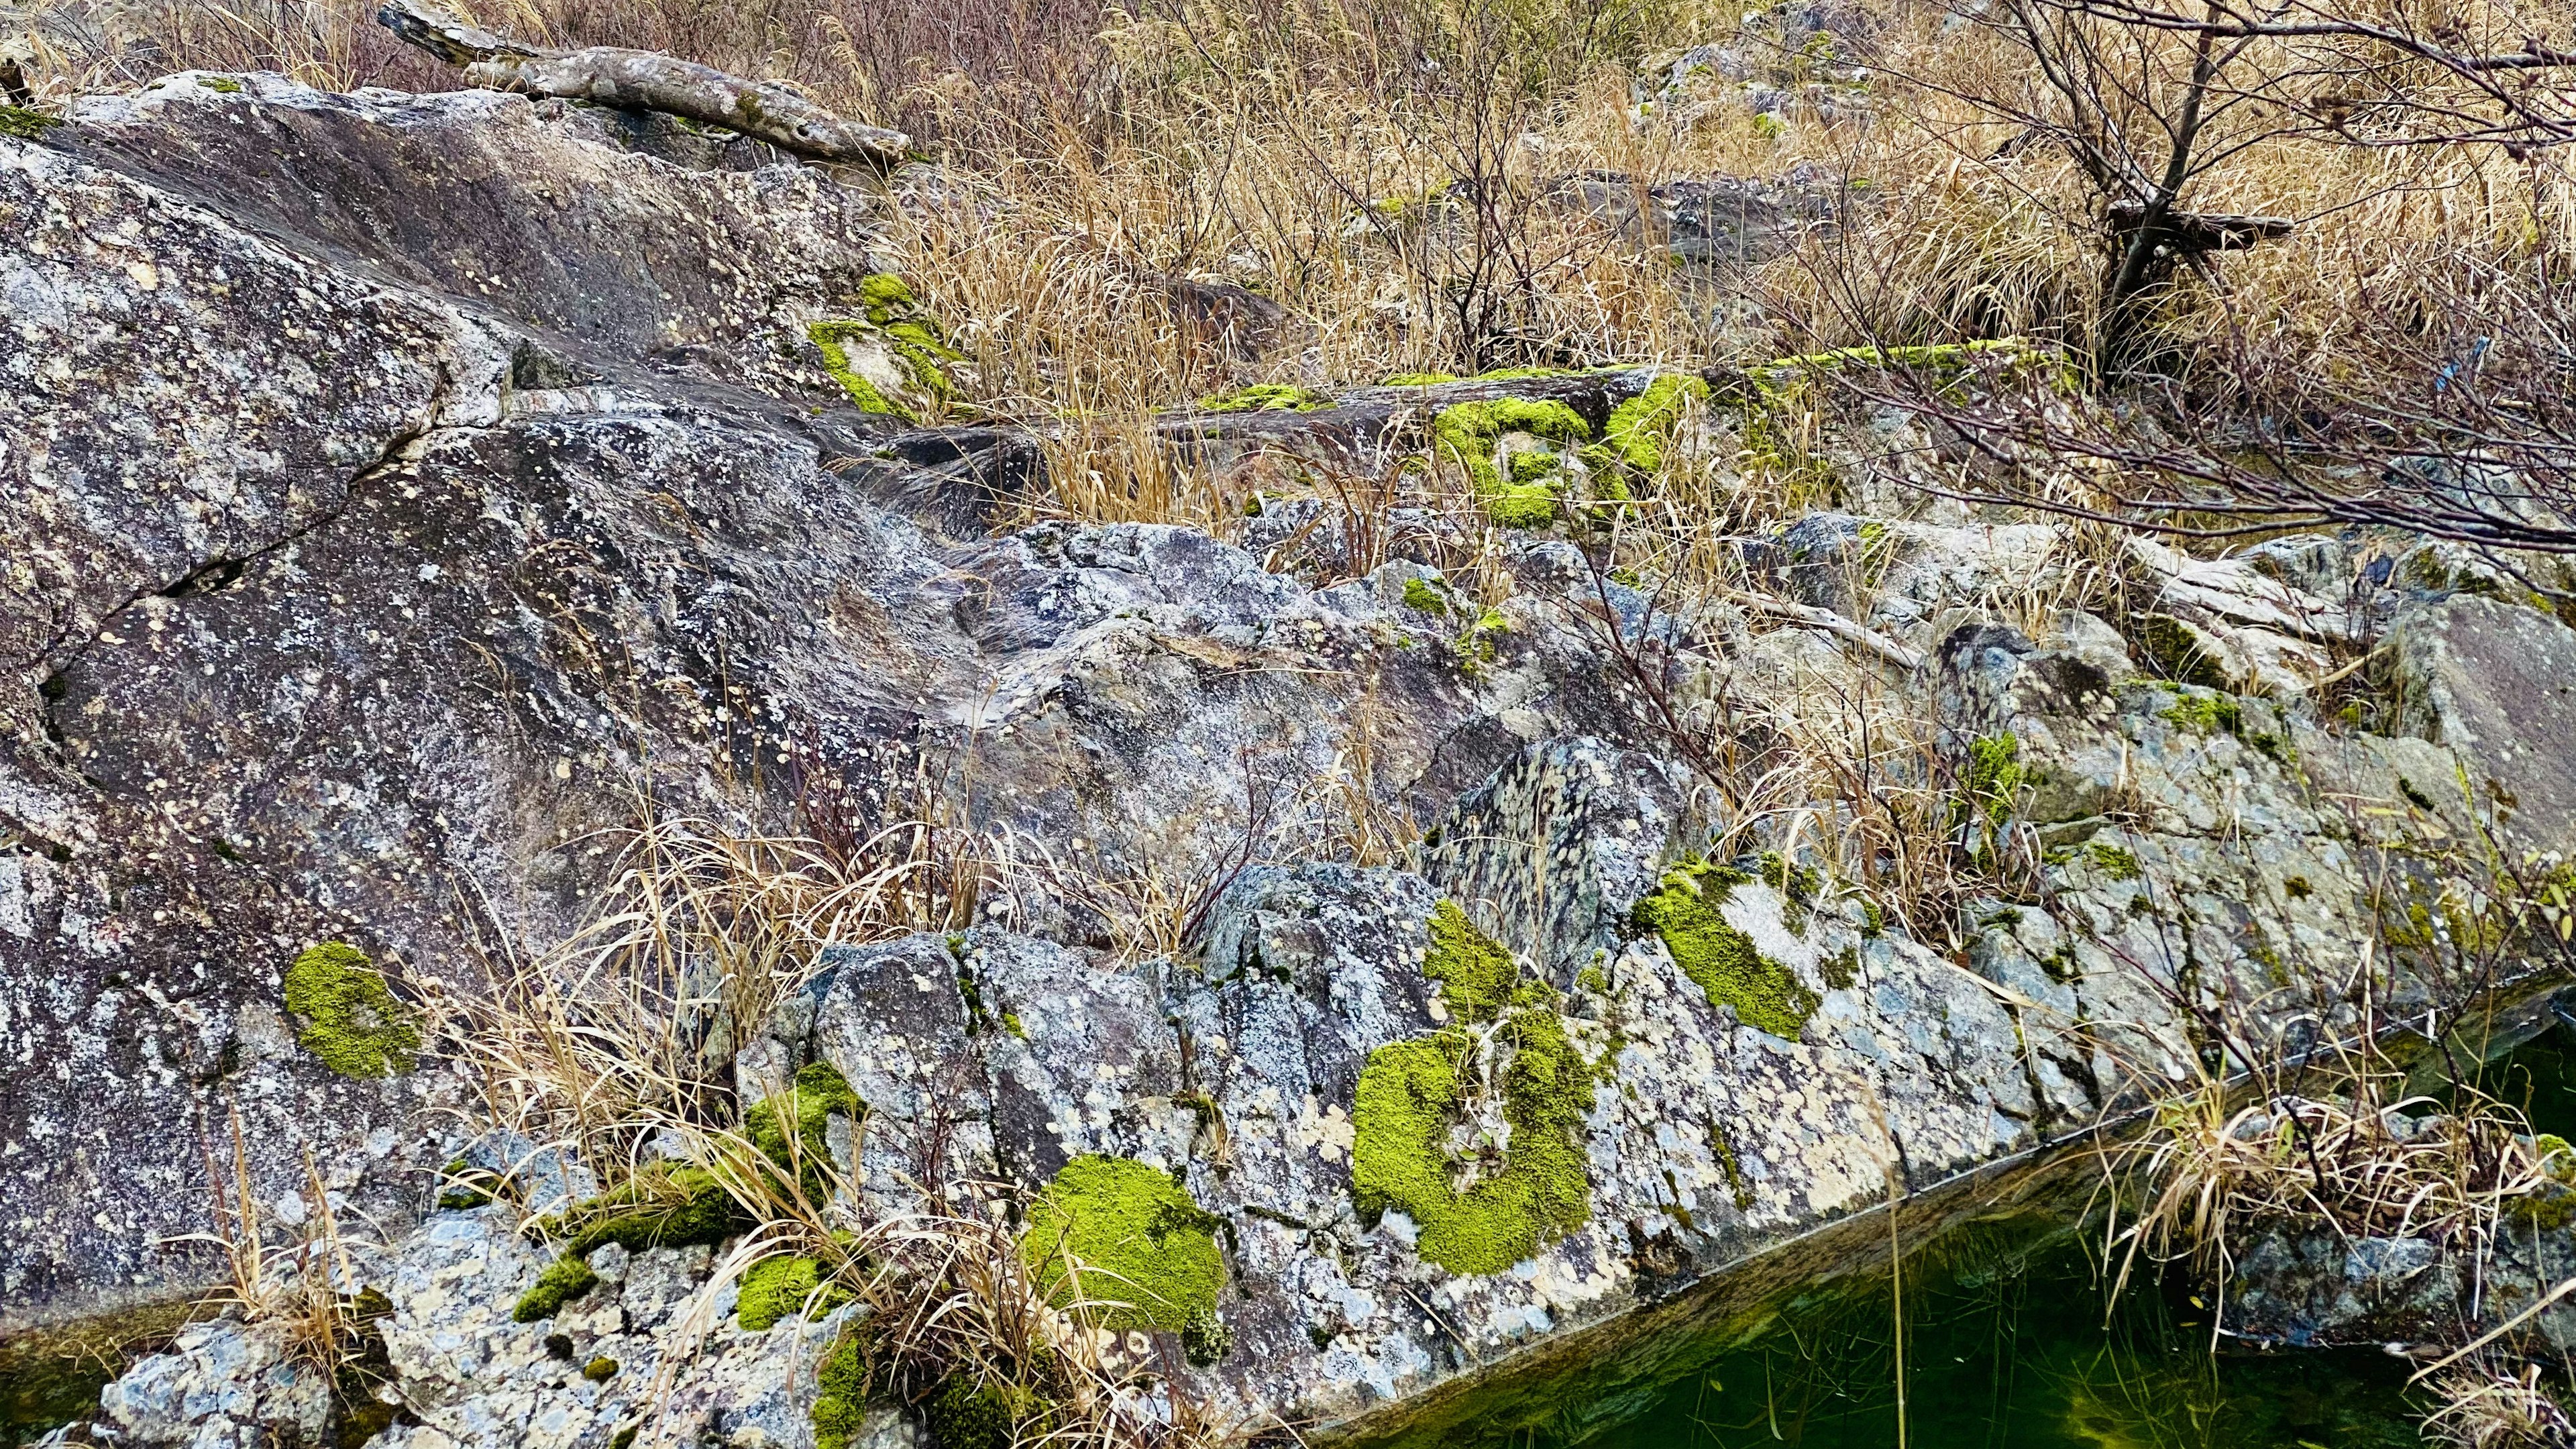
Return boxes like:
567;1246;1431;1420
8;64;2575;1449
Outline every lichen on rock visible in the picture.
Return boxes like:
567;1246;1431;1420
280;942;420;1078
1020;1155;1225;1332
1631;860;1817;1040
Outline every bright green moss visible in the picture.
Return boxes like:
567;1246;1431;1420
1403;575;1450;614
1580;372;1709;480
1471;366;1578;380
1962;734;2027;828
513;1254;601;1323
1351;1010;1594;1275
1180;1306;1234;1367
808;274;960;421
1021;1155;1224;1332
0;105;62;141
744;1061;861;1197
201;76;244;93
810;1329;869;1449
582;1356;619;1381
858;272;916;321
1197;383;1332;413
1382;371;1458;386
2084;842;2143;880
1423;900;1519;1021
281;943;419;1078
1631;860;1817;1039
1431;398;1591;529
2161;690;2244;735
735;1254;850;1330
436;1157;498;1210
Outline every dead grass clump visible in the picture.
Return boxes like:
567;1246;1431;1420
2425;1360;2576;1449
2103;1052;2555;1323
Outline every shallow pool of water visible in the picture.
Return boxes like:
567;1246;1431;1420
1571;1222;2423;1449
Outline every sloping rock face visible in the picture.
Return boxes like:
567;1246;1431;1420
12;66;2576;1449
0;74;1640;1328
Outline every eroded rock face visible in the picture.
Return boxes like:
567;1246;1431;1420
17;62;2576;1449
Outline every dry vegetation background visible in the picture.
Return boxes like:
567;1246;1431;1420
17;0;2571;542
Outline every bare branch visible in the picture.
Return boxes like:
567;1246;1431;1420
375;0;910;166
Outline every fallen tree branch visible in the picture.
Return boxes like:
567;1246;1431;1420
376;0;909;166
1720;588;1927;672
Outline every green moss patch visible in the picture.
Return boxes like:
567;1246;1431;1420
735;1254;851;1331
1424;899;1521;1021
1021;1155;1224;1332
515;1069;860;1321
282;942;419;1078
1352;1010;1594;1275
1348;904;1595;1275
808;272;961;421
2160;690;2243;735
1383;371;1458;386
745;1061;861;1200
922;1373;1048;1449
811;1330;869;1449
1631;861;1817;1040
1197;383;1332;413
1432;397;1591;529
514;1253;602;1322
1582;372;1709;482
1961;733;2027;830
0;105;62;141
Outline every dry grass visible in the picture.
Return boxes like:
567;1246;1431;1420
2426;1360;2576;1449
2102;1047;2556;1324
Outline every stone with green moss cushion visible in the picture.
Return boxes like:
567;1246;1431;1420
281;942;419;1077
1580;372;1709;483
735;1254;850;1330
513;1065;861;1321
807;272;961;421
1020;1155;1224;1331
1631;860;1817;1039
1431;398;1591;529
810;1328;869;1449
1351;904;1595;1275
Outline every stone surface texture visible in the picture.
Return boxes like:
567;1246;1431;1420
10;64;2576;1449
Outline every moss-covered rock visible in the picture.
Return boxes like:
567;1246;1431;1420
1431;398;1591;529
1631;860;1817;1040
0;105;62;142
810;1328;869;1449
734;1253;851;1331
281;942;419;1078
808;272;961;422
1020;1155;1224;1331
1351;904;1595;1275
745;1060;862;1200
1582;372;1709;484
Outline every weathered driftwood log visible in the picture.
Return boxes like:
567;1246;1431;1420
376;0;908;165
2106;201;2295;254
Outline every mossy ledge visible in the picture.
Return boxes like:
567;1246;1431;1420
1631;859;1818;1040
1350;904;1596;1275
282;941;421;1078
1197;382;1332;413
1430;397;1591;529
1581;371;1709;484
1020;1155;1225;1332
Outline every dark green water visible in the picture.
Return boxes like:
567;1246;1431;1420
1573;1224;2424;1449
